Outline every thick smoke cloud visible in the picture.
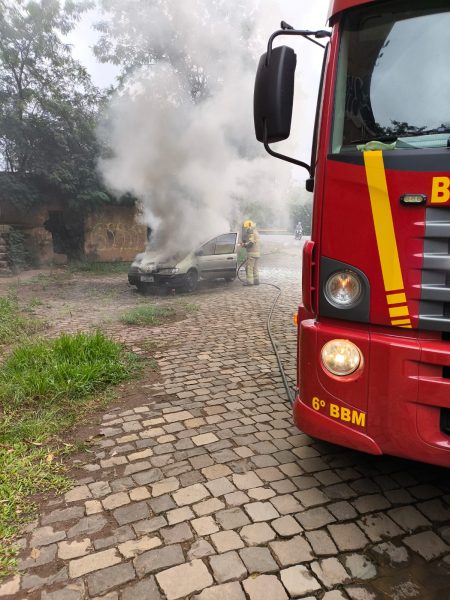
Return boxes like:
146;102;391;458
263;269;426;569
98;0;295;257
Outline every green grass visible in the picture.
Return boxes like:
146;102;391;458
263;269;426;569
120;304;176;326
69;261;129;275
0;331;139;577
0;296;45;345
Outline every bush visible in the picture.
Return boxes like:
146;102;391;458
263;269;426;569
6;228;30;273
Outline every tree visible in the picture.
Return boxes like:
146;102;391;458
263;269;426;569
0;0;110;209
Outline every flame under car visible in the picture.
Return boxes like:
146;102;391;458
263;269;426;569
128;232;238;293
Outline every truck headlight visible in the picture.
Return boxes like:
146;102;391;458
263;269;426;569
325;270;362;308
321;339;362;376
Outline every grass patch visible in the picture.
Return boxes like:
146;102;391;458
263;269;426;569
69;261;129;275
0;331;139;577
120;304;176;326
0;296;45;345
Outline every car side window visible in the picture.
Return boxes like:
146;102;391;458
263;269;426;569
199;239;216;255
214;233;237;255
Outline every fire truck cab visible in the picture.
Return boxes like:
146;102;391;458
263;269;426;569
254;0;450;467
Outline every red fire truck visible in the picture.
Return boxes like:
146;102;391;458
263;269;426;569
254;0;450;467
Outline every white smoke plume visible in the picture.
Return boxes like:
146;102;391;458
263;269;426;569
97;0;297;257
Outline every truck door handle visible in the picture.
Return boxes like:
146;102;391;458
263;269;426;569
227;257;234;260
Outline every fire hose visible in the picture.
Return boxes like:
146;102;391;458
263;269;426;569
237;259;295;406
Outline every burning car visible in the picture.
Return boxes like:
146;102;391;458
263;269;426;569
128;232;238;293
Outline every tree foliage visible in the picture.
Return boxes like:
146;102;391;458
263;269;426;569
0;0;112;207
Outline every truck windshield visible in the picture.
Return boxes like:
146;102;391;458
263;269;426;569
332;0;450;152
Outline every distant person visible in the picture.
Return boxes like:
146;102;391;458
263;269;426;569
295;221;303;240
241;220;260;286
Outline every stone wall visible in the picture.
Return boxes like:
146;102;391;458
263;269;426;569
84;205;147;262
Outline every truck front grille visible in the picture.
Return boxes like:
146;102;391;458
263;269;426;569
419;207;450;332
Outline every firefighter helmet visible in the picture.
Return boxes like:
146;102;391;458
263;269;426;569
243;220;255;229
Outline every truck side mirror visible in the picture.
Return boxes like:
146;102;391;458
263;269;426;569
254;46;297;144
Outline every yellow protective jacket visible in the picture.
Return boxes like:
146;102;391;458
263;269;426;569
246;229;260;257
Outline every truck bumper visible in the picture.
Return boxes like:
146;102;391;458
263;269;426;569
294;317;450;468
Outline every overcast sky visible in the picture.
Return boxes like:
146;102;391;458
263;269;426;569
67;1;330;89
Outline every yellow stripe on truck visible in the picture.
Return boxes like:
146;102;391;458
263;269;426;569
364;150;411;328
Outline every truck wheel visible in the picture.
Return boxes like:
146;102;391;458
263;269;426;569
183;269;198;293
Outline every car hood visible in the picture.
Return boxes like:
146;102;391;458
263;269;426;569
133;250;190;269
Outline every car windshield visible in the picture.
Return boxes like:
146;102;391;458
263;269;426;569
331;0;450;152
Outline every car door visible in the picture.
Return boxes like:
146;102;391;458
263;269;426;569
195;233;238;280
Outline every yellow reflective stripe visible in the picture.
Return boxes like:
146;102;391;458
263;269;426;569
364;151;405;292
391;318;411;326
364;150;413;329
387;292;407;305
389;306;409;318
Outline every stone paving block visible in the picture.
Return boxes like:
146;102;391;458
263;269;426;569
161;522;194;544
192;516;219;535
305;530;337;556
270;494;302;514
130;486;151;502
133;468;164;486
121;577;163;600
232;472;264;490
58;539;91;560
244;501;279;522
403;531;450;560
193;497;226;516
87;562;135;596
94;525;135;551
156;559;213;600
209;551;247;583
416;498;450;523
151;477;180;497
202;464;232;480
164;410;194;422
358;513;403;542
65;485;92;503
224;491;249;506
193;433;220;446
243;574;289;600
247;487;275;500
205;477;236;497
345;584;379;599
387;506;431;532
211;530;244;552
216;508;251;530
239;546;278;574
269;535;314;566
328;523;369;551
118;535;162;558
102;492;130;510
270;515;302;537
328;501;358;521
22;566;68;590
296;507;336;530
67;514;108;539
41;583;85;600
193;581;246;600
370;541;409;567
134;544;185;577
240;522;276;546
280;565;321;596
0;576;20;597
41;506;85;526
113;501;150;525
311;557;350;587
189;539;216;560
172;483;210;506
167;505;195;525
150;494;176;514
30;526;66;548
69;548;121;578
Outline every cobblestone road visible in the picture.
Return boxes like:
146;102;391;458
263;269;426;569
1;237;449;600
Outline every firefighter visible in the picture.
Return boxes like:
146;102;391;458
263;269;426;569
241;220;260;286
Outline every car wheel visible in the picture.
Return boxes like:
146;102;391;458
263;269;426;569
183;269;198;292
